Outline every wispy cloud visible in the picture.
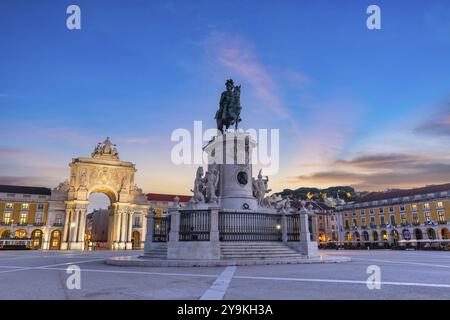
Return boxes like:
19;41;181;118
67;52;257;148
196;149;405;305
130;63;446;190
115;137;154;145
202;32;304;131
291;152;450;191
335;153;440;169
415;98;450;136
0;176;59;188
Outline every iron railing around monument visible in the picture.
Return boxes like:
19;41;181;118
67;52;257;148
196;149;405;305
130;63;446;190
152;216;171;242
218;212;282;241
179;210;211;241
286;214;300;241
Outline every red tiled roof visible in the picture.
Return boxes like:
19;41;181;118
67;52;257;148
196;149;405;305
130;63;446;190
356;183;450;203
146;193;191;202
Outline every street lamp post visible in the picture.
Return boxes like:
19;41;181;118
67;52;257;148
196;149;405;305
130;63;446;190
10;219;14;238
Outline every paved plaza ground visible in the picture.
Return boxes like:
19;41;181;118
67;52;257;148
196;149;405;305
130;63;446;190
0;249;449;300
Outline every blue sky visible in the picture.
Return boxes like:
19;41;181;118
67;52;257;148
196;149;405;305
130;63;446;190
1;0;449;196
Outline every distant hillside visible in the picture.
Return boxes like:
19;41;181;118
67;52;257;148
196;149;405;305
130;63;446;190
276;186;367;202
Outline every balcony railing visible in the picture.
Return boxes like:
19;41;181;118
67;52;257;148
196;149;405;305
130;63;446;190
53;222;63;227
132;224;143;228
33;222;44;226
438;221;447;225
17;223;28;226
0;222;12;226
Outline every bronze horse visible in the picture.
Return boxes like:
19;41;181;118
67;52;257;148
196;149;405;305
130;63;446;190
215;80;242;133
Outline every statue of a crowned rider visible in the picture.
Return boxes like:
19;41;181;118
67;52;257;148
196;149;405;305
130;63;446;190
215;79;242;133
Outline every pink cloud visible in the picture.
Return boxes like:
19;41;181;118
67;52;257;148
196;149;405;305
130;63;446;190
202;32;301;129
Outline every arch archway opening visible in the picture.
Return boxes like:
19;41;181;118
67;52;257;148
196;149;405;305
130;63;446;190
14;229;27;239
442;228;449;240
414;229;423;240
372;231;379;241
427;228;436;240
31;229;43;249
50;230;61;250
1;230;11;239
362;231;369;242
86;192;112;250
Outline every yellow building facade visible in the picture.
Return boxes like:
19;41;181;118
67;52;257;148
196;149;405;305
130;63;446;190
0;185;63;250
335;183;450;248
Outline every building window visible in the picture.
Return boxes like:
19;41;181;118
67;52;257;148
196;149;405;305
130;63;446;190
438;211;445;223
361;217;366;227
400;205;405;212
3;212;11;224
437;201;443;208
21;203;29;210
425;211;431;221
389;207;394;213
23;194;31;198
413;213;419;224
344;220;349;229
37;204;44;210
380;216;385;226
134;215;141;227
35;212;43;224
5;203;13;209
390;215;396;225
55;214;62;225
19;213;27;225
423;203;430;210
353;219;358;227
379;208;384;214
370;216;375;227
411;204;418;211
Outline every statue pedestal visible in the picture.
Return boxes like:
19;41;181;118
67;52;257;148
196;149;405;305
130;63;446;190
204;132;258;211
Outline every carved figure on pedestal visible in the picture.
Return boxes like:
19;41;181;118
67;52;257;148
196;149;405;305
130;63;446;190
204;169;219;203
277;197;292;214
262;194;277;208
252;169;272;207
78;170;88;190
190;167;205;203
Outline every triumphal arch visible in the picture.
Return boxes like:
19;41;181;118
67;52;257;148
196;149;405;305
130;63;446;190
60;137;149;250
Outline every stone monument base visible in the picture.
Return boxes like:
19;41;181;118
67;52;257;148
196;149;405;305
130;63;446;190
105;254;351;267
